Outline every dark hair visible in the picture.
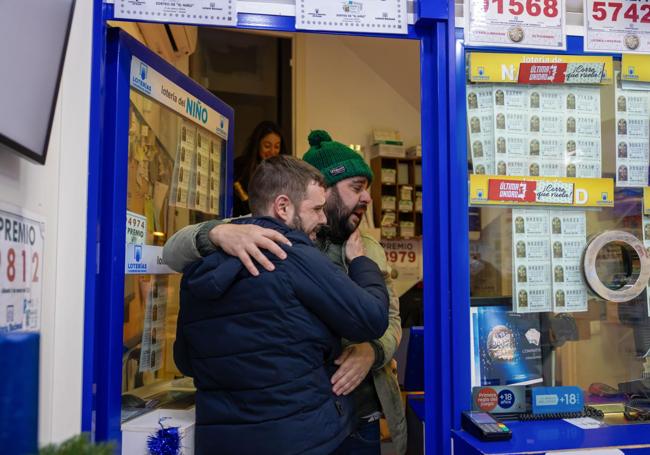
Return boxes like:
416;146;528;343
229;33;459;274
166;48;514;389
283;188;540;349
248;156;325;216
236;121;289;187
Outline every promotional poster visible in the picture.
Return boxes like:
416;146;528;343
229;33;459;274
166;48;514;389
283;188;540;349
471;306;543;386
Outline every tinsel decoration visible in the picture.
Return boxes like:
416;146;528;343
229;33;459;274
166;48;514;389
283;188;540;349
147;417;182;455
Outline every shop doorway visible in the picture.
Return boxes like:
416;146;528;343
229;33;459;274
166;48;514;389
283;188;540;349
192;28;293;159
87;10;447;453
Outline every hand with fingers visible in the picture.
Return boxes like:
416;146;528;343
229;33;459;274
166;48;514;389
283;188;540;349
345;229;367;263
208;223;292;276
331;342;375;396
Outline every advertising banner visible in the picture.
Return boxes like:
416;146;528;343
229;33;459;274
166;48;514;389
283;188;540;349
470;306;543;386
517;62;605;84
125;244;175;275
130;56;229;140
470;175;614;207
464;0;566;50
469;53;614;84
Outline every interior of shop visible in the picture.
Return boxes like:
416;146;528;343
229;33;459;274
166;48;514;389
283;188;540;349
113;20;424;453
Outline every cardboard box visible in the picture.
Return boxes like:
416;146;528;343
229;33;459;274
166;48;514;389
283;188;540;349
381;211;396;226
370;143;406;159
407;145;422;158
122;408;195;455
382;225;397;239
400;186;413;200
399;200;413;212
381;168;397;184
381;196;396;211
400;222;415;239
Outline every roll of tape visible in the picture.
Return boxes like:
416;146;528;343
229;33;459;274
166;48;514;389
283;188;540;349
583;230;650;303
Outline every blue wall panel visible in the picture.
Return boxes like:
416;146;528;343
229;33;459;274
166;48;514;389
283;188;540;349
0;333;39;455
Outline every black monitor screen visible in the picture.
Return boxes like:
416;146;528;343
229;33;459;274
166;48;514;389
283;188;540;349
0;0;75;164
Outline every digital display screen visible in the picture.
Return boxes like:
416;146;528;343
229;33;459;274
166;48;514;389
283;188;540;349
0;0;75;164
470;412;495;424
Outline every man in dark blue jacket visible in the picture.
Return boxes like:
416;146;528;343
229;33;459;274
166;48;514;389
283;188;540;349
174;156;389;455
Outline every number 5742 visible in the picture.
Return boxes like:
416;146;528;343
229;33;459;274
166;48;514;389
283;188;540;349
591;1;650;23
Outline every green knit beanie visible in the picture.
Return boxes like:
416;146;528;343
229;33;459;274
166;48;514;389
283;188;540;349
302;130;373;187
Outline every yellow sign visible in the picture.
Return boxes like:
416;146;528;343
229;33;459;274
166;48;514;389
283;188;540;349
644;187;650;215
622;55;650;83
470;175;614;207
469;53;614;84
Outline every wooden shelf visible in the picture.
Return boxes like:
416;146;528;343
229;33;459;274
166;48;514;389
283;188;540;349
371;156;422;239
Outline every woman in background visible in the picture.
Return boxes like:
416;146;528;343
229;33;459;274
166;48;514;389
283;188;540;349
233;121;289;216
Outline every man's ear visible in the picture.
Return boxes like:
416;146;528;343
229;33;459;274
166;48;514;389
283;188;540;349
272;194;293;222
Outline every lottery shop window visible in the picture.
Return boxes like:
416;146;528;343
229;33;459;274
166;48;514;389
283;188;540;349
467;57;650;421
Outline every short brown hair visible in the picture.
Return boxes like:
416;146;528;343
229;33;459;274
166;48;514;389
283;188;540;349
248;156;326;216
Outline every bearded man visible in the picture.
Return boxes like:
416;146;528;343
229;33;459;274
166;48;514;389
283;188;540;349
164;130;406;455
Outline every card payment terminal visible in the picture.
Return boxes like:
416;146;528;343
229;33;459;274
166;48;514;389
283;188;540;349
461;411;512;441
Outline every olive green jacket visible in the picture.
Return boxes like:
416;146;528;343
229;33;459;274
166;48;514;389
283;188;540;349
162;221;406;454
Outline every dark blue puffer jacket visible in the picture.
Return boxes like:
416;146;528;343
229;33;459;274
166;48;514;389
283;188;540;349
174;217;389;455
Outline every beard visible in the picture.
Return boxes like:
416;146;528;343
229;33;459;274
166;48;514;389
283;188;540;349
292;213;323;240
320;186;366;243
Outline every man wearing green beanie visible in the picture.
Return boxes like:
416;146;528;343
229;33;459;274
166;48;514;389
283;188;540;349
163;130;406;455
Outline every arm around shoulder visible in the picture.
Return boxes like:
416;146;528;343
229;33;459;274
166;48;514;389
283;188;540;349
162;220;222;272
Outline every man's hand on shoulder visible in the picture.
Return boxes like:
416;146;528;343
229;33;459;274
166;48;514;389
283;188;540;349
331;342;375;396
209;224;292;276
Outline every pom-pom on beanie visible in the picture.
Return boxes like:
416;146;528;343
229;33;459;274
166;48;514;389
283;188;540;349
303;130;373;187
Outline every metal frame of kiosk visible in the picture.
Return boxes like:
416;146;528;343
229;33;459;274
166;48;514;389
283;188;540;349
84;0;459;452
84;23;236;445
449;22;650;455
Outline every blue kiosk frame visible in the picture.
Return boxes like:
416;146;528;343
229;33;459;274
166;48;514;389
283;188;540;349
83;0;650;453
83;0;471;453
449;33;650;455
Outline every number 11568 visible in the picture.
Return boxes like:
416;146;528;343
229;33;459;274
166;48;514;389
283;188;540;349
483;0;559;18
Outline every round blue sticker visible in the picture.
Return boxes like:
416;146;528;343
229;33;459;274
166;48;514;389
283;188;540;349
498;389;515;409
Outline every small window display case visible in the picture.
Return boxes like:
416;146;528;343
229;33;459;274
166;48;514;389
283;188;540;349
93;29;233;444
454;40;650;453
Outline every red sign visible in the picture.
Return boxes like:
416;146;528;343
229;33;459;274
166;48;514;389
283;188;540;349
476;388;499;411
518;62;567;84
488;179;537;202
